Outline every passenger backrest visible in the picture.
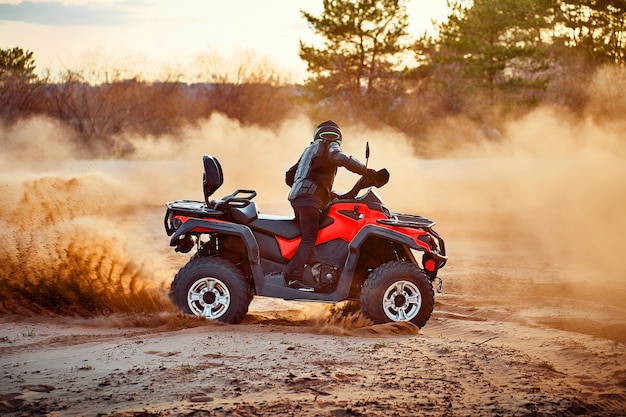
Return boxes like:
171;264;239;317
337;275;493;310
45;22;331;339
203;155;223;206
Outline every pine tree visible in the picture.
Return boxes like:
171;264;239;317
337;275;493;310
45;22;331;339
299;0;412;119
556;0;626;65
422;0;555;110
0;47;41;122
0;47;37;81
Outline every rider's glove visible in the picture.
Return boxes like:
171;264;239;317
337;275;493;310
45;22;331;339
364;168;377;181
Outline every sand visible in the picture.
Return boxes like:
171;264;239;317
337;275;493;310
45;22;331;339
1;112;626;416
1;292;625;416
2;205;625;416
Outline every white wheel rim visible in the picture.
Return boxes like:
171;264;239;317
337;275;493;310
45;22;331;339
382;280;422;322
187;277;231;319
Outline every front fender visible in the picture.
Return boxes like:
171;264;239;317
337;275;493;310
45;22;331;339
345;225;429;272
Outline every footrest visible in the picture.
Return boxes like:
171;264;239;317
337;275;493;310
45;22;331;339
263;272;286;287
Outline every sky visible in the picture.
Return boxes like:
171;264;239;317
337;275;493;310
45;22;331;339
0;0;450;82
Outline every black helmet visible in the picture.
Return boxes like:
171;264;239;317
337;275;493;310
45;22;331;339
313;120;342;145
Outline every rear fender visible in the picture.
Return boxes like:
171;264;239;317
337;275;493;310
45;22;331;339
169;218;260;265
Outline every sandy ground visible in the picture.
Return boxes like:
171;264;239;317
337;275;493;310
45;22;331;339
1;297;626;417
2;225;626;416
1;139;626;415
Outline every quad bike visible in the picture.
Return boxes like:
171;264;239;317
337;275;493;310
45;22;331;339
164;149;447;327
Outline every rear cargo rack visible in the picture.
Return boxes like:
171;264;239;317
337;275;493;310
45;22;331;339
166;200;223;218
164;200;224;236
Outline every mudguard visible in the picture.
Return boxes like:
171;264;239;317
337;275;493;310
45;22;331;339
344;225;429;273
169;218;260;265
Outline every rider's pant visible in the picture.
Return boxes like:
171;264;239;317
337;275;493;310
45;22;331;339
286;206;320;282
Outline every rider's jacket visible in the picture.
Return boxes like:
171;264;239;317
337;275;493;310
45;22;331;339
286;140;368;208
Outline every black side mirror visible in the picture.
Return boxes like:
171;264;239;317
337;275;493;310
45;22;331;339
365;142;370;167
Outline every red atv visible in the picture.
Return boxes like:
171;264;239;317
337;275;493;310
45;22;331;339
164;151;447;327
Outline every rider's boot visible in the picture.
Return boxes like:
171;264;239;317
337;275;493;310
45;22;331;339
286;279;314;292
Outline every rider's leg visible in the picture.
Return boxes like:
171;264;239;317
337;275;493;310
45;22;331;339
286;206;320;287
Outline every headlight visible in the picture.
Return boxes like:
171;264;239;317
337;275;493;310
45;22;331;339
429;235;440;252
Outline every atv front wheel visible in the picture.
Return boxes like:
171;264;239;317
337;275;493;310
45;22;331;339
170;257;252;324
361;261;434;328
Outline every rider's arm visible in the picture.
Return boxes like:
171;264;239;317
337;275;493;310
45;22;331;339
327;142;369;175
285;160;299;186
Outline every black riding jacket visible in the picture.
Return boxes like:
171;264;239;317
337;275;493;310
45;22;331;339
286;140;368;208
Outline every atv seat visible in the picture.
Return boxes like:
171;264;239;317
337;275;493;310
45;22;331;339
230;201;259;224
249;215;334;240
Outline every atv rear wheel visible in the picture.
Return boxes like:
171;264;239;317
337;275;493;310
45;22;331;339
361;261;434;328
170;257;252;324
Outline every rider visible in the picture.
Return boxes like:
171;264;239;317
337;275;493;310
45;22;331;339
285;120;376;290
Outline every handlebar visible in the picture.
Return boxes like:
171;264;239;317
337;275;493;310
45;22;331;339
336;168;389;200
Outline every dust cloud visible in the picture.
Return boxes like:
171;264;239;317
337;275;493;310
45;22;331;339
1;67;624;321
0;173;174;316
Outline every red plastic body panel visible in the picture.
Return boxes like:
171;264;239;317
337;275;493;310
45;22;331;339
275;202;430;260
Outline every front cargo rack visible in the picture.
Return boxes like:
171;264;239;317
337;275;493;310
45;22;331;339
376;213;436;229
